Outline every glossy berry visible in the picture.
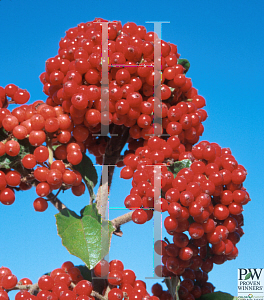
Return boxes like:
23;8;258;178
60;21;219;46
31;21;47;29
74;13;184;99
33;198;48;212
38;275;54;291
1;274;18;290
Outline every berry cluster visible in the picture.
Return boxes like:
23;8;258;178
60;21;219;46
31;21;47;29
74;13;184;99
0;84;30;108
0;126;85;209
39;17;206;149
94;258;215;300
120;137;248;298
0;83;90;209
0;261;95;300
152;272;215;300
94;259;157;300
0;18;250;299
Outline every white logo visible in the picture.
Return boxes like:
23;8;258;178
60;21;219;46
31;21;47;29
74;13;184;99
238;269;264;299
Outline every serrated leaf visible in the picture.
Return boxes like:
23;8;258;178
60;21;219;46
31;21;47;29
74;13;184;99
55;204;115;270
164;277;180;300
73;153;98;202
245;272;252;280
199;291;237;300
167;159;192;178
177;58;190;74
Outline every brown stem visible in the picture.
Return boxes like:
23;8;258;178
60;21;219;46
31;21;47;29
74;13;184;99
11;283;39;295
111;211;133;228
30;180;67;212
96;125;130;220
96;181;109;220
46;192;67;211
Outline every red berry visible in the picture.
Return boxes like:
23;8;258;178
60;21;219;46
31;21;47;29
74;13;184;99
132;209;148;224
108;270;123;286
93;259;109;277
22;154;37;169
1;274;18;289
67;150;82;165
33;198;48;212
0;188;15;205
5;140;20;156
110;260;124;272
108;288;123;300
38;275;54;291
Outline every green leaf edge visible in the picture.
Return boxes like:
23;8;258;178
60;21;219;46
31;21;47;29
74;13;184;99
167;159;192;178
55;204;115;270
177;58;190;74
73;153;98;202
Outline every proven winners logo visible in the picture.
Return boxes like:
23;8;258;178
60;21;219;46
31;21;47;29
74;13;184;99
238;269;264;299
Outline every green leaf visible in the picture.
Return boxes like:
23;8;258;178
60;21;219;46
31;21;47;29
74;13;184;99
55;204;115;270
0;154;14;169
73;153;98;202
164;276;180;300
198;291;238;300
167;159;192;178
245;272;252;280
177;58;190;74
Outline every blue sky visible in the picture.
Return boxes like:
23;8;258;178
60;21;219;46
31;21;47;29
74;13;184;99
0;0;264;298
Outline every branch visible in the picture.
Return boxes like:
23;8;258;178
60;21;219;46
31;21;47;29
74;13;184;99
46;192;67;211
102;285;111;299
96;125;130;220
31;181;67;212
96;181;109;220
11;283;39;294
28;283;39;295
111;211;133;233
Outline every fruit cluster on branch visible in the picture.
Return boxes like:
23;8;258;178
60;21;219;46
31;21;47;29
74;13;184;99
0;17;249;300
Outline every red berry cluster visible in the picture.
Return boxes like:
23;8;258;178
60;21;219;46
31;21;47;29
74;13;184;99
94;259;155;300
0;18;207;212
0;84;30;108
0;141;85;210
38;18;206;148
0;18;250;299
0;261;94;300
120;139;248;298
151;272;215;300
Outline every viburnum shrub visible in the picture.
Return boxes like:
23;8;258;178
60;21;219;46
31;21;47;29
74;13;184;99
0;17;249;300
